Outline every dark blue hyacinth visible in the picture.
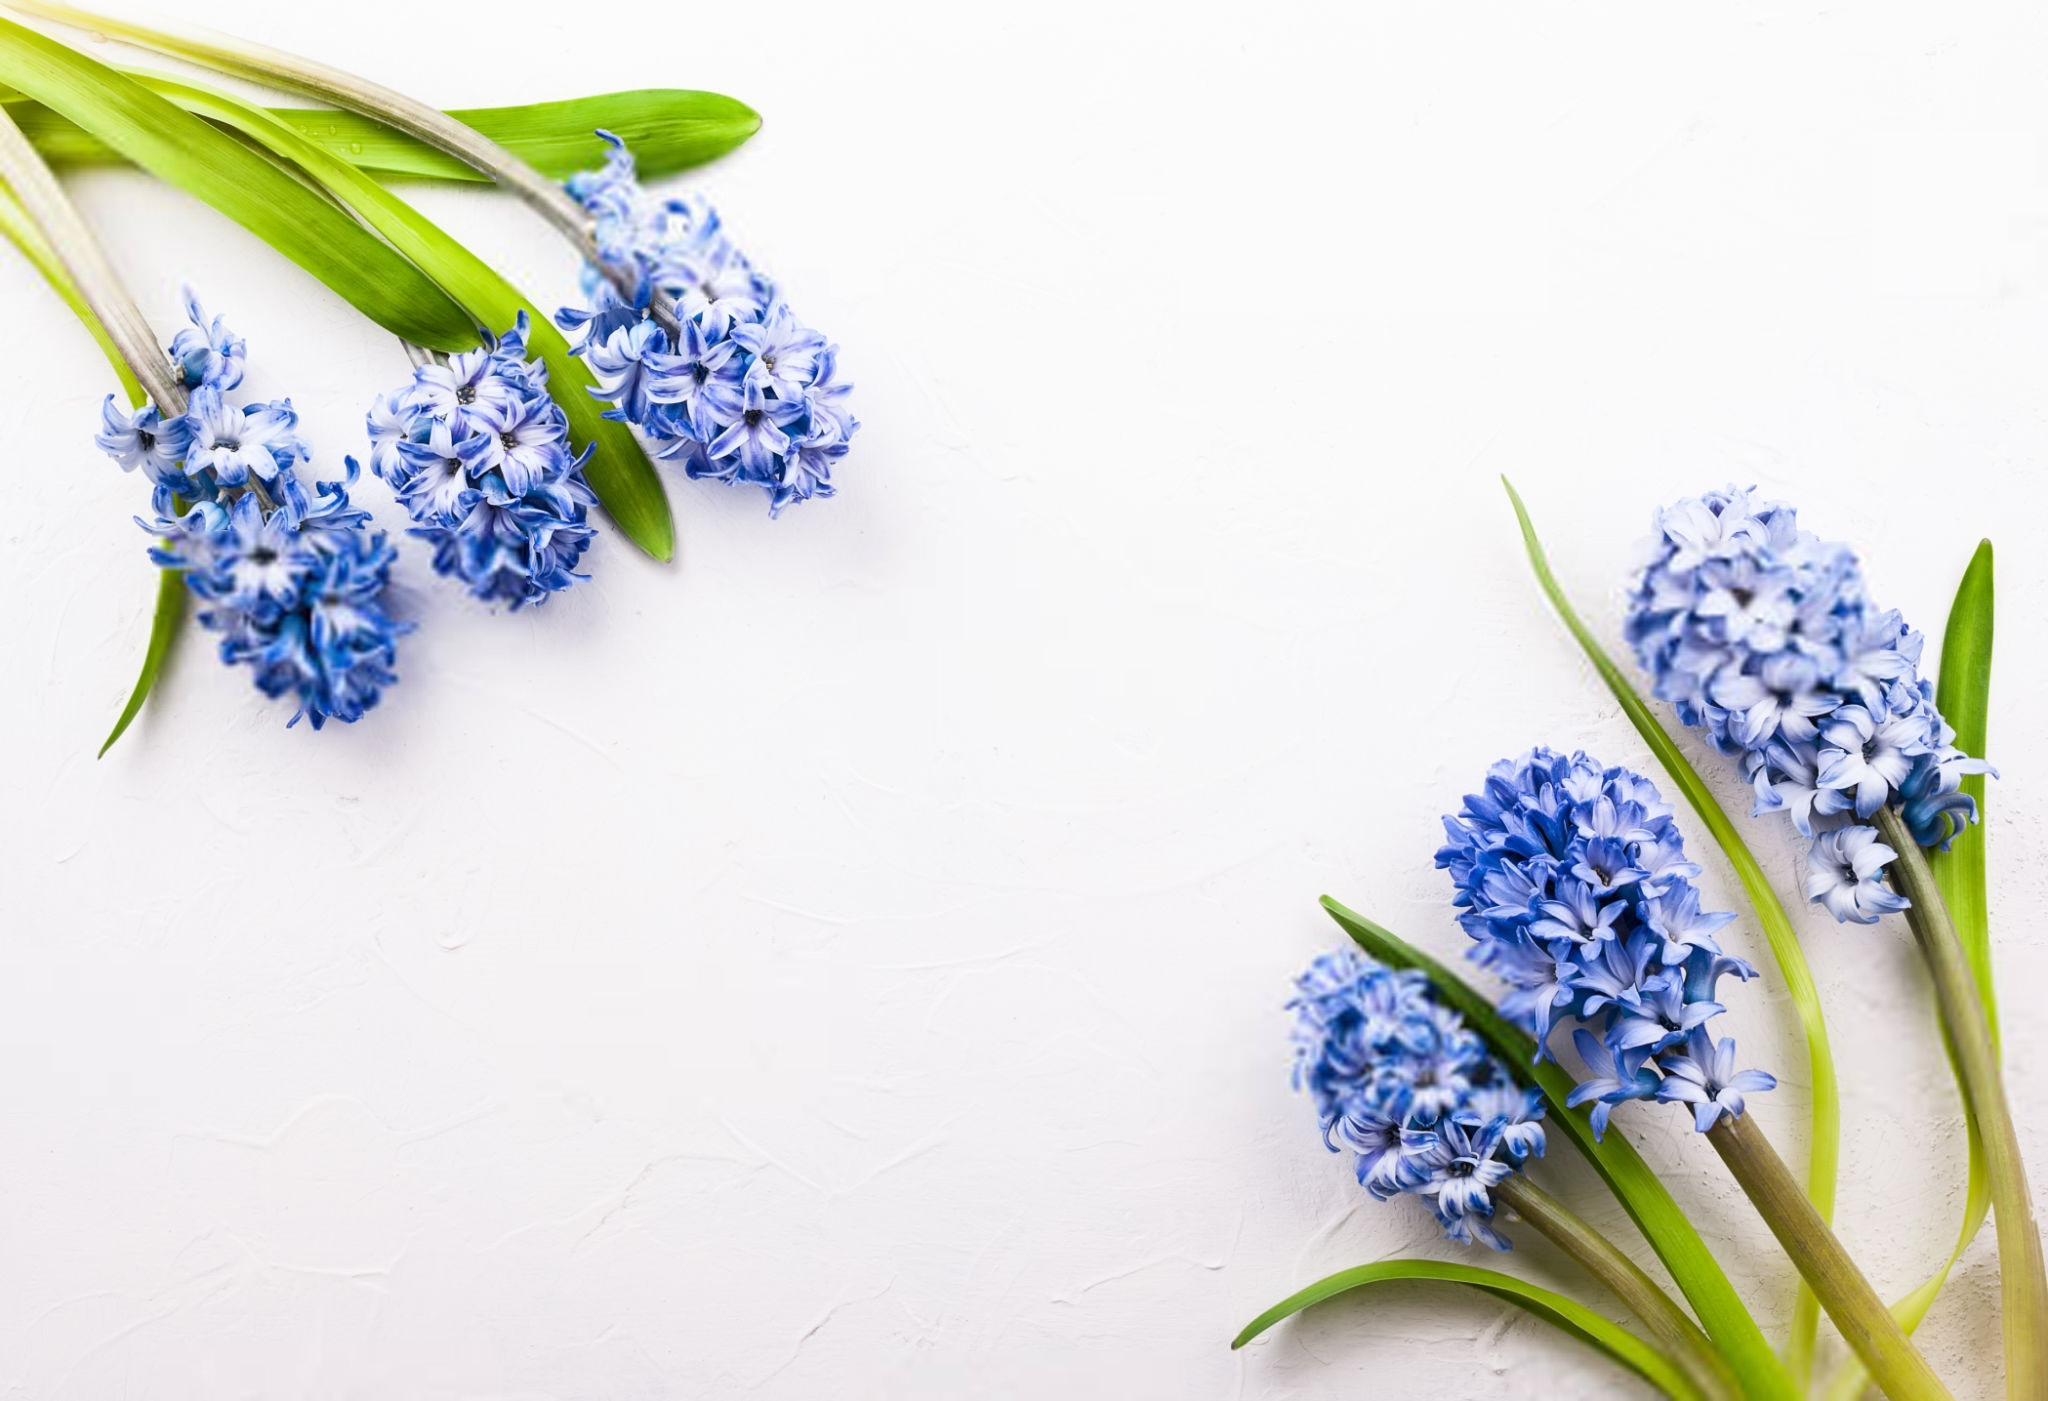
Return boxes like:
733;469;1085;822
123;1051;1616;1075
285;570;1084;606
556;133;856;517
96;292;409;729
1291;949;1547;1251
1437;748;1775;1138
1625;488;1993;923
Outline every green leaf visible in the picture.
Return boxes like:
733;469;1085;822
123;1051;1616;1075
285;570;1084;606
98;567;184;756
131;71;673;559
1931;541;1996;1044
1322;899;1797;1401
1822;541;1997;1401
0;17;476;353
1502;476;1838;1388
1233;1258;1703;1400
0;177;183;754
6;88;760;184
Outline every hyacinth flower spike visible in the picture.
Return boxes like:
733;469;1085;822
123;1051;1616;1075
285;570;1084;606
555;135;857;515
367;325;598;609
1629;489;2046;1397
0;102;408;730
1289;949;1743;1401
1442;748;1952;1401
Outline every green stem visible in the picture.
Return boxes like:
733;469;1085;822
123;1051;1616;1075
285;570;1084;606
1875;805;2047;1400
1495;1177;1739;1401
7;0;682;337
1503;477;1838;1386
1707;1112;1953;1401
0;89;177;408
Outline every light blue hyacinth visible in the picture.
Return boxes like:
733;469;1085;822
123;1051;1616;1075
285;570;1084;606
365;313;597;610
556;132;856;517
96;292;410;729
1291;948;1547;1250
1625;487;1992;923
1436;748;1776;1138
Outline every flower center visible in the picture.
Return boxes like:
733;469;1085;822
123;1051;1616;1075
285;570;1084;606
500;432;519;450
457;385;475;404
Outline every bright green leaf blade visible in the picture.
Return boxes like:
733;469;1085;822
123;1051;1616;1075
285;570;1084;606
1321;899;1796;1401
1233;1258;1702;1400
1502;476;1837;1386
0;17;476;353
1823;542;1998;1401
98;567;184;756
0;175;183;753
136;72;673;561
7;87;760;183
1932;541;1996;1043
286;90;760;183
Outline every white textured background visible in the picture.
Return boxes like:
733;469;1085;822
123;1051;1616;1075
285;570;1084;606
2;2;2045;1396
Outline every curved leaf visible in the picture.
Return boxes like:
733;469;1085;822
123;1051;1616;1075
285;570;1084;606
1321;899;1797;1401
0;177;182;753
98;566;184;756
1234;1258;1702;1400
133;71;673;560
7;88;760;184
1824;541;1998;1401
1502;476;1838;1386
0;17;476;352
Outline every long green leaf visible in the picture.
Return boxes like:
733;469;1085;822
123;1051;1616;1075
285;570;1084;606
1234;1258;1702;1400
1822;541;1997;1401
1503;476;1838;1387
133;71;673;560
1322;899;1796;1401
0;17;475;353
97;566;184;755
6;88;760;184
0;176;183;753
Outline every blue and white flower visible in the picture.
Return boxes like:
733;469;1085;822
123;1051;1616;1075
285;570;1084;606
94;294;412;728
1438;748;1776;1140
1627;487;1994;923
366;314;597;610
557;132;857;517
1291;948;1547;1249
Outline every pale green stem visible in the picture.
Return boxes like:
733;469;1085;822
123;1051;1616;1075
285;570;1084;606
0;175;141;403
1495;1177;1739;1401
4;0;682;337
1706;1112;1953;1400
0;90;178;409
1875;805;2047;1401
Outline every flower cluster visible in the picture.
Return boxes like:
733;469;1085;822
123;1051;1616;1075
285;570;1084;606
1291;948;1547;1250
556;132;856;517
1624;487;1992;923
1437;748;1776;1138
96;291;310;521
366;314;596;609
94;293;409;728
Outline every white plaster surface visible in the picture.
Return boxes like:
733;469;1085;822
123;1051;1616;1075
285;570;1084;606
2;1;2046;1395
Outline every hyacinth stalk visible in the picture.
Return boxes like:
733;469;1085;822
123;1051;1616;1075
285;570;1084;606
7;0;685;337
1625;489;2047;1397
1876;802;2048;1395
1489;1176;1738;1401
0;92;182;414
1437;749;1953;1399
1705;1112;1953;1401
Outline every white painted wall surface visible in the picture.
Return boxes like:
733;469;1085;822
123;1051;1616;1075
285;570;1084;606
2;2;2044;1395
